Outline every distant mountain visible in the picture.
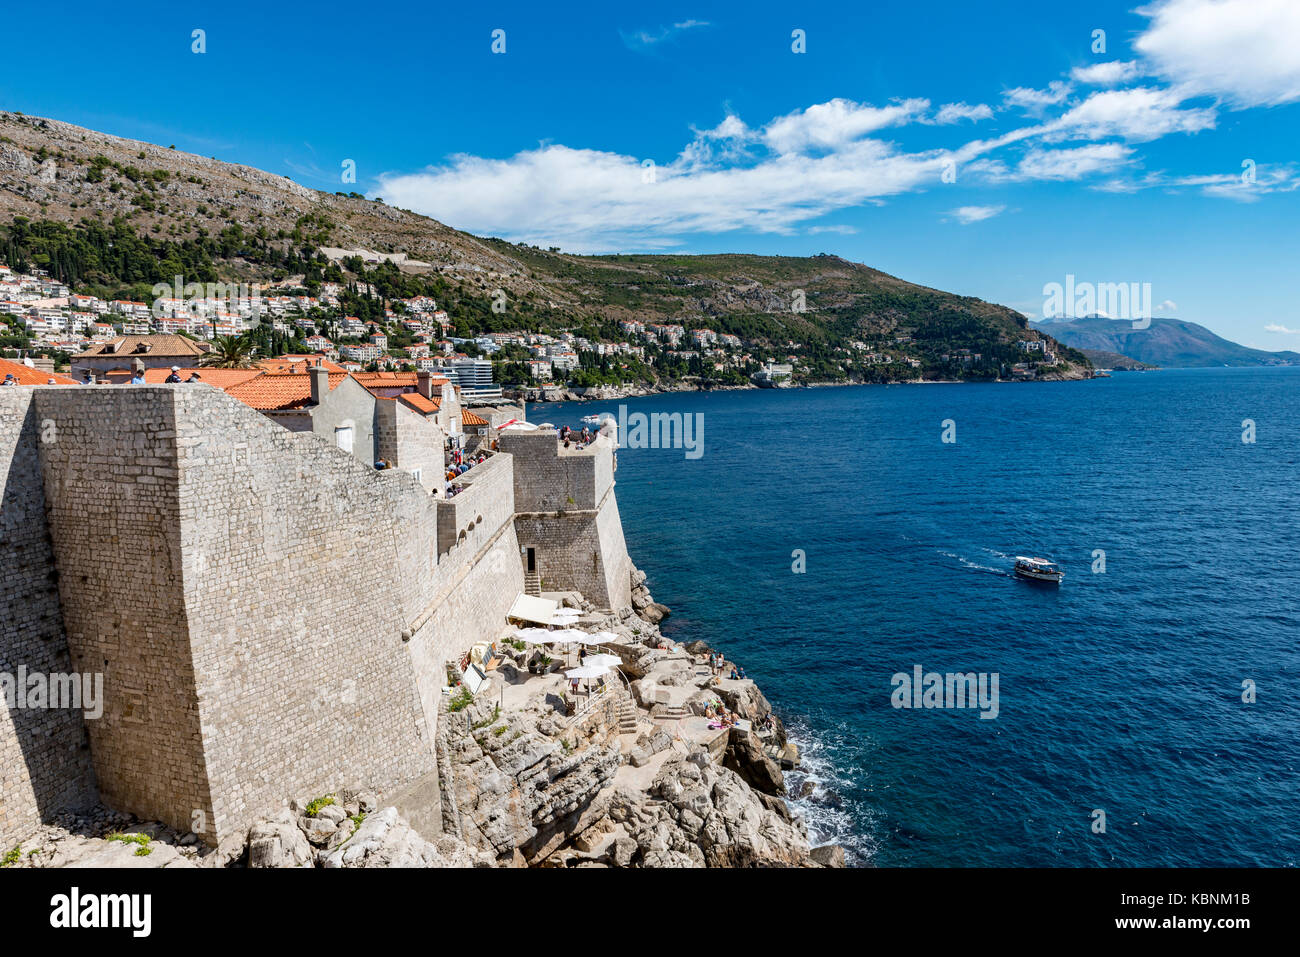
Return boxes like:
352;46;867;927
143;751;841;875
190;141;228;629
1032;317;1300;369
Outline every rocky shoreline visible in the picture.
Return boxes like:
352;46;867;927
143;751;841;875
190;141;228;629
515;368;1093;405
6;569;838;869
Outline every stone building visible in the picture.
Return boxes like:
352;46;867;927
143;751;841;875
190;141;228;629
71;334;209;380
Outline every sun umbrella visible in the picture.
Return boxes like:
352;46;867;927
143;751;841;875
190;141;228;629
548;628;588;643
513;628;555;644
581;653;622;669
586;631;620;643
565;664;611;680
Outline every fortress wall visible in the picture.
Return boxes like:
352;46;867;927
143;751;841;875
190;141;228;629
501;432;632;610
511;491;631;610
2;387;616;847
414;452;523;714
593;492;633;609
499;431;600;511
407;524;524;718
435;452;514;560
168;386;442;846
29;387;214;839
0;389;97;848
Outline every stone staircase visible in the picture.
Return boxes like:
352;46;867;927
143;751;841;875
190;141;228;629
523;570;541;597
616;693;639;735
651;703;692;721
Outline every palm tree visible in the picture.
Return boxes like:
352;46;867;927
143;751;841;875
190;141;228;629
200;333;257;369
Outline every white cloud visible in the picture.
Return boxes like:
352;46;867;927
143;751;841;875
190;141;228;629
933;102;994;124
1156;299;1177;312
761;98;929;154
1002;81;1073;113
621;20;711;49
1093;164;1300;201
1015;144;1134;181
1264;323;1300;334
949;205;1006;224
1071;61;1143;85
1046;87;1216;142
376;137;948;252
1135;0;1300;107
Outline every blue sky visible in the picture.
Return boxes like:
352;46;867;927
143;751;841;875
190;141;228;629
4;0;1300;347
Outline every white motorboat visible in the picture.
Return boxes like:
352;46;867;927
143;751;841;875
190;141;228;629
1014;556;1064;583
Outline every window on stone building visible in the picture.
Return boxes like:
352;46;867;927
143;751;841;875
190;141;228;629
335;425;354;453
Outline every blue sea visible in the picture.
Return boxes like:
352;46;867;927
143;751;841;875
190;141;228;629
540;368;1300;867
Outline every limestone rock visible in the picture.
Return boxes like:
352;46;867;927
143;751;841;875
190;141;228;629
722;729;786;797
639;603;670;624
247;809;313;868
810;844;846;868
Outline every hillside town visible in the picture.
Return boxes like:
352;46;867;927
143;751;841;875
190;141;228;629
0;259;1074;392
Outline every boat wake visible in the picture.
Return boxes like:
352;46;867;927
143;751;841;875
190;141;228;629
937;549;1011;577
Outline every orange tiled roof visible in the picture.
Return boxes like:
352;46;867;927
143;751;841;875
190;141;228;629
461;410;488;427
140;367;263;387
224;371;348;411
74;335;208;359
0;357;77;385
351;371;418;387
397;392;441;415
256;356;346;374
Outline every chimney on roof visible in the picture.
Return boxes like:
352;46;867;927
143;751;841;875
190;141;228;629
417;369;433;398
310;365;329;405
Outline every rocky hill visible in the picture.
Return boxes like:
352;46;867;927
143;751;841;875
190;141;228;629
1;109;1088;380
1035;317;1300;369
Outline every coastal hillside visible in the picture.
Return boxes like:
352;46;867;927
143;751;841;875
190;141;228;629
1076;347;1157;371
0;109;1088;382
1035;317;1300;369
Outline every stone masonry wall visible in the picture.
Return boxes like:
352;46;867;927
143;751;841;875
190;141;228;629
1;386;628;847
512;489;632;610
168;386;443;847
435;453;514;559
30;386;213;840
0;389;97;848
499;431;608;512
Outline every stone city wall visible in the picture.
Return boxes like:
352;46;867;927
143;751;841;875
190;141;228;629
0;389;98;849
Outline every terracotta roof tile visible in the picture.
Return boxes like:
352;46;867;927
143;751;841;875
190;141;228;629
0;357;77;385
74;334;208;359
256;356;346;374
141;367;263;387
398;393;440;415
224;371;348;411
